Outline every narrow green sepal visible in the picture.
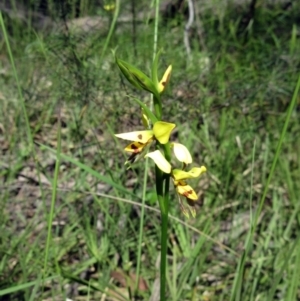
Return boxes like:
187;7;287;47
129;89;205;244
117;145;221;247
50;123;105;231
131;97;158;125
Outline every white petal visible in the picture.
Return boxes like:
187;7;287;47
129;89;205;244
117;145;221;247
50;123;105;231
172;143;192;164
145;150;171;174
115;130;153;143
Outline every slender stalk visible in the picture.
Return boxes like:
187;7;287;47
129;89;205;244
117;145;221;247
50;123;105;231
149;0;169;298
44;111;61;273
135;151;150;294
99;0;120;63
131;0;138;57
132;0;162;282
157;142;172;301
155;165;167;301
152;0;160;60
155;166;164;209
153;95;162;120
155;168;167;301
160;210;168;301
160;173;170;301
0;12;33;161
136;0;163;297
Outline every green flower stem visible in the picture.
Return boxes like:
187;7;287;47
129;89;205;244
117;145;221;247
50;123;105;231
153;96;162;120
161;168;171;301
163;143;172;162
99;0;120;63
155;142;172;301
155;165;167;301
160;208;169;301
155;165;164;210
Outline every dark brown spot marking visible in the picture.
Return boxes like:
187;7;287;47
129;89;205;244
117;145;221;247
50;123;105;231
131;143;143;153
162;81;166;87
138;134;143;140
183;190;193;198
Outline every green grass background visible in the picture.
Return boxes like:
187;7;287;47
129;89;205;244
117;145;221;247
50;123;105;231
0;0;300;300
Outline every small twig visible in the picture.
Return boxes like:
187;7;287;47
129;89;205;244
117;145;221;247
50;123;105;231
131;0;138;57
193;0;207;51
183;0;194;61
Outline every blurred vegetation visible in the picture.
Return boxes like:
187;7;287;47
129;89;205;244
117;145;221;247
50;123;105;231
0;0;300;300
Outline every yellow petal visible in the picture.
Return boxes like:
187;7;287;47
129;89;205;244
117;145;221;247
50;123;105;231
172;170;191;181
172;166;206;181
145;150;171;174
173;179;187;186
115;130;153;143
172;143;192;164
188;166;207;177
176;184;198;200
124;142;146;153
158;65;172;93
153;121;176;144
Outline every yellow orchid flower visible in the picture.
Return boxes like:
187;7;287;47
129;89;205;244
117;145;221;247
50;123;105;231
115;121;175;166
172;166;206;218
158;65;172;93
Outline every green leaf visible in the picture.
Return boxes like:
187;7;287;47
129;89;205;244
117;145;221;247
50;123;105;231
0;276;59;297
